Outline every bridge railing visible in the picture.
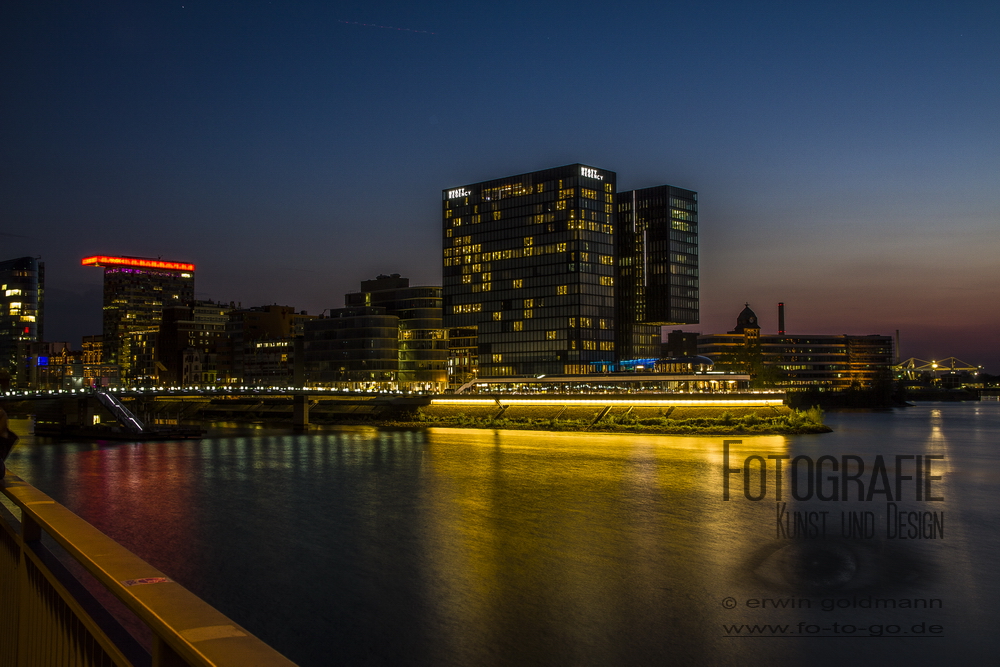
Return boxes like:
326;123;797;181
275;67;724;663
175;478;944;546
0;473;297;667
94;390;147;433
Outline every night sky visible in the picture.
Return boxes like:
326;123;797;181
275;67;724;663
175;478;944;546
3;1;998;370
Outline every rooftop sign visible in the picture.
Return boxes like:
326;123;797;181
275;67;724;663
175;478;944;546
81;256;196;271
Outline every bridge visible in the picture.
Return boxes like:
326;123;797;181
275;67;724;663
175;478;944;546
894;357;983;379
3;384;781;435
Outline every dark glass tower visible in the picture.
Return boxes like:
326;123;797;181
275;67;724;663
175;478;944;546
615;185;699;360
443;164;617;377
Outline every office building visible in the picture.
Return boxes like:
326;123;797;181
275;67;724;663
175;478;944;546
158;300;232;386
83;255;195;385
221;305;313;386
442;164;698;377
305;275;447;391
698;304;894;389
0;256;44;389
443;164;619;377
344;274;447;390
304;307;401;389
615;185;699;360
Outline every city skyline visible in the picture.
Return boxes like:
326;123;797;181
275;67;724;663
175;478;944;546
2;1;998;370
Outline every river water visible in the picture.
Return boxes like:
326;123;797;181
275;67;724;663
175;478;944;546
4;403;998;666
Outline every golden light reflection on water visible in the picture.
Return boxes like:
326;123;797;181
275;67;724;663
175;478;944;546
409;428;796;665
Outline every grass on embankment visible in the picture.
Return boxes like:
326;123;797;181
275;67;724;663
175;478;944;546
383;406;831;435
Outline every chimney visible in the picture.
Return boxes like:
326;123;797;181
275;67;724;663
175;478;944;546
778;302;785;335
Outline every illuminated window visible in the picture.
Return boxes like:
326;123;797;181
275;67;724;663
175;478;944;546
570;340;577;349
493;311;502;321
556;200;567;210
557;243;567;252
580;317;592;328
513;321;523;331
559;188;574;199
599;319;608;329
524;309;533;319
472;264;482;273
462;275;472;283
546;331;557;340
600;255;613;265
513;279;523;288
556;285;567;295
581;188;597;200
4;289;21;297
492;354;502;363
600;276;614;286
446;229;453;237
569;317;576;327
482;272;491;282
523;237;533;246
583;341;597;350
600;341;614;351
493;211;502;220
604;183;613;193
580;252;589;262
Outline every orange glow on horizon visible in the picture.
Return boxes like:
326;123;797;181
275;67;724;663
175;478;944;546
81;256;195;271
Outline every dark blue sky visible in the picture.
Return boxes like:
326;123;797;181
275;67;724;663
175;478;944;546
3;1;998;369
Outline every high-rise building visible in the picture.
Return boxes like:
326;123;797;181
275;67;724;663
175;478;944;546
615;185;699;360
82;255;195;385
0;256;44;389
443;164;618;377
442;164;698;377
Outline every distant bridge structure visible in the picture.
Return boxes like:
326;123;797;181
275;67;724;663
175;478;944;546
894;357;983;380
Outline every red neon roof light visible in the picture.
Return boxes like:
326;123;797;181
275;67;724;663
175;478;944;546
81;256;195;271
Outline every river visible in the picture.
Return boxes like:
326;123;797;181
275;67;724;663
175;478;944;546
4;402;998;666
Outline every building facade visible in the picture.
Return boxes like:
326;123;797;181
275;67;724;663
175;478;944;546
443;164;619;377
698;304;894;389
83;255;195;385
615;185;699;360
221;305;313;386
158;300;232;386
344;275;447;391
0;256;44;389
304;307;401;389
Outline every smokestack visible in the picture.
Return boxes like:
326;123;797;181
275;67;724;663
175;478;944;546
778;302;785;335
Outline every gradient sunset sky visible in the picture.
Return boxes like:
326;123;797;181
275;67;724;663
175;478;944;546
3;1;998;369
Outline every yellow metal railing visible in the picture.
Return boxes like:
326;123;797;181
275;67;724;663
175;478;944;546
0;473;298;667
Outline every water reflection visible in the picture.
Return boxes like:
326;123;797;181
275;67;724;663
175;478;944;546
4;406;997;666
